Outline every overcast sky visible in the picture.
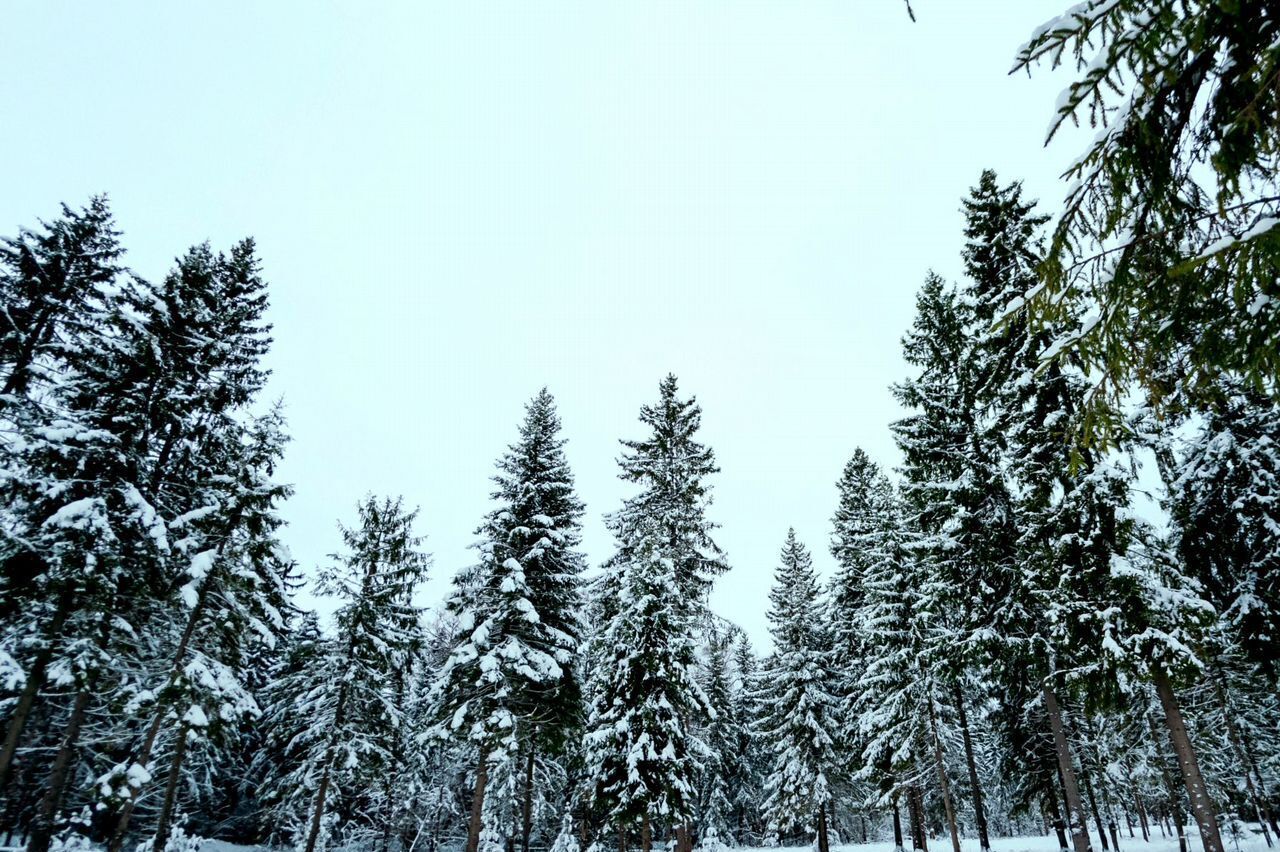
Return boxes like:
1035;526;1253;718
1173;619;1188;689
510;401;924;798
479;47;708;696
3;1;1087;650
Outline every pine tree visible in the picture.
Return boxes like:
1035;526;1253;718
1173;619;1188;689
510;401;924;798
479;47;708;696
270;497;429;852
696;625;748;846
1169;381;1280;676
0;196;123;400
584;375;724;852
758;530;838;852
1013;1;1280;435
584;535;706;850
428;389;586;852
101;408;298;852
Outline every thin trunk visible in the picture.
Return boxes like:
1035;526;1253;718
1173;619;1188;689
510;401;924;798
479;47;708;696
1046;777;1071;852
909;784;928;852
521;745;536;852
0;591;70;794
150;722;191;852
1135;793;1150;842
640;816;650;852
893;794;906;852
1084;772;1110;851
927;695;961;852
302;759;335;852
817;802;830;852
861;814;869;844
1043;685;1092;852
466;753;490;852
954;682;991;852
619;826;626;852
1152;667;1224;852
26;689;91;852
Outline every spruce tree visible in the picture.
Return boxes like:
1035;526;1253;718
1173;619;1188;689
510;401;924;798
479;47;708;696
584;375;724;852
428;389;586;852
758;530;838;852
1169;382;1280;676
271;497;429;852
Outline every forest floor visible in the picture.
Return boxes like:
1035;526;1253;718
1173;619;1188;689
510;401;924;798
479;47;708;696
6;830;1270;852
801;828;1273;852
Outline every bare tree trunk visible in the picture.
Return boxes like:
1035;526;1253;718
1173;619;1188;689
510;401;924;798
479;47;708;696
674;822;691;852
861;814;869;844
1043;686;1092;852
817;802;831;852
640;815;650;852
908;784;928;852
927;695;961;852
466;753;490;852
150;721;191;852
27;688;91;852
1135;793;1150;842
893;794;906;852
954;682;991;852
1151;668;1224;852
1084;772;1111;850
521;745;536;852
1046;777;1071;852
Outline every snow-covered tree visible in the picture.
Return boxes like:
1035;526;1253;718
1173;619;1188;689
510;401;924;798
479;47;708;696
758;530;838;852
264;496;429;852
428;389;586;852
584;375;724;852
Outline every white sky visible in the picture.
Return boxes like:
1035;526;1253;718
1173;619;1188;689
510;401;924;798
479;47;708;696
2;1;1090;651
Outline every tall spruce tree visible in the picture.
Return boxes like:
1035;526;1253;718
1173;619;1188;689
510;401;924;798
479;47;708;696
273;497;429;852
584;375;724;852
428;389;586;852
758;530;838;852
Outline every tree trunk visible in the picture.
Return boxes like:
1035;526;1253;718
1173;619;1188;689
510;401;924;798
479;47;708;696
466;752;490;852
861;814;869;844
1043;686;1092;852
521;745;536;852
955;682;992;852
893;794;906;852
302;760;336;852
1084;773;1111;851
640;816;651;852
150;721;191;852
1135;793;1150;842
1046;777;1071;852
0;591;70;794
817;801;830;852
926;695;961;852
680;822;694;852
1151;668;1224;852
909;784;928;852
26;688;91;852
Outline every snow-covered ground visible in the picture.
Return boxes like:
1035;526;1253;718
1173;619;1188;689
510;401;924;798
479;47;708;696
8;831;1270;852
810;828;1272;852
199;828;1273;852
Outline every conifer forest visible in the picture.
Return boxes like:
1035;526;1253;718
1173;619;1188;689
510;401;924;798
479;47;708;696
2;5;1279;852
